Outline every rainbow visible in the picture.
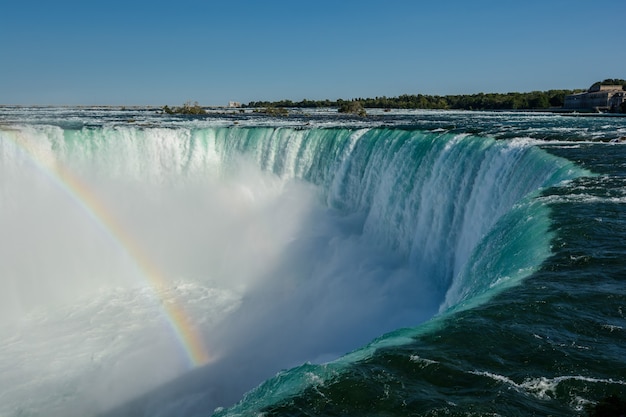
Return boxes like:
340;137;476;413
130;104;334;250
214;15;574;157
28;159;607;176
0;126;211;368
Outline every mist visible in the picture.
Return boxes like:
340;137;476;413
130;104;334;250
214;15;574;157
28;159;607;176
0;128;441;417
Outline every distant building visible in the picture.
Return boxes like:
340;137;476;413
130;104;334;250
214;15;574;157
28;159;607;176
564;84;625;112
228;101;242;108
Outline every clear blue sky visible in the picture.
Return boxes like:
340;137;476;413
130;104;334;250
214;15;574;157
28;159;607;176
2;0;625;106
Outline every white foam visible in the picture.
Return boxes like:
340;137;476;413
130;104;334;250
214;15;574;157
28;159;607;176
470;371;626;400
409;355;438;367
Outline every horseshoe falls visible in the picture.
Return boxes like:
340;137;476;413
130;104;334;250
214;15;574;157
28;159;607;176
1;108;625;417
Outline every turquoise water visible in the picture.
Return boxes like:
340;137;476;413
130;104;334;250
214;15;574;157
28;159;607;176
1;108;625;416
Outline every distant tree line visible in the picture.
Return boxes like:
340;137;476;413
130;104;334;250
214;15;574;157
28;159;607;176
162;80;624;115
246;89;584;111
246;79;625;111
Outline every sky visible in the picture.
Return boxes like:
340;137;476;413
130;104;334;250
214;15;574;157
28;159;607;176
1;0;625;106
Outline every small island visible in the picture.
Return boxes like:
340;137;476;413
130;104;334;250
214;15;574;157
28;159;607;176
337;99;367;117
162;101;207;115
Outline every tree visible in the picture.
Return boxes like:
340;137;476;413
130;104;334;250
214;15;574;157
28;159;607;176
600;78;626;87
338;100;367;116
162;101;207;115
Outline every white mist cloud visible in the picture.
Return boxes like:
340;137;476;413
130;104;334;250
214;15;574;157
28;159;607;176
99;160;441;414
0;135;441;417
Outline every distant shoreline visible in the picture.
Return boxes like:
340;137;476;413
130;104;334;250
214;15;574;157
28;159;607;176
1;104;625;117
